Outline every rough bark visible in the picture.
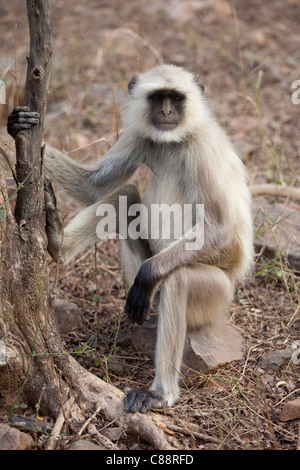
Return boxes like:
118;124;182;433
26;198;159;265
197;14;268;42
0;1;177;450
0;0;62;416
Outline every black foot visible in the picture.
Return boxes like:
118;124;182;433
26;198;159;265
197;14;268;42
124;387;166;413
44;178;62;262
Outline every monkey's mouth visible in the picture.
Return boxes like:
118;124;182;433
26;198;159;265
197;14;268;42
154;122;179;131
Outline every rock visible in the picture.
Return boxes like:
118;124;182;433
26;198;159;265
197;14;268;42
0;423;33;450
253;198;300;271
133;315;244;374
100;427;122;442
54;298;84;335
10;414;51;432
260;349;293;371
182;320;244;374
279;398;300;422
106;356;124;373
66;439;104;450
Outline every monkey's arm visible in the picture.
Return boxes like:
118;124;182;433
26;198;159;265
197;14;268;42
7;106;143;262
125;218;232;324
7;107;63;261
8;106;142;206
44;132;141;205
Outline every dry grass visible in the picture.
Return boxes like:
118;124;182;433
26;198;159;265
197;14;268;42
0;0;299;450
47;241;299;450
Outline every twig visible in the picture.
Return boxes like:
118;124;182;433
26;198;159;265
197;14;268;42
0;147;18;183
45;396;75;450
112;85;119;142
107;28;164;64
78;402;102;436
12;23;20;106
69;135;115;154
165;422;219;445
274;388;300;407
232;5;249;167
88;423;119;450
261;386;281;450
250;183;300;202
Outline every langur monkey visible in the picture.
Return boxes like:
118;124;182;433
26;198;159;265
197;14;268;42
7;64;253;413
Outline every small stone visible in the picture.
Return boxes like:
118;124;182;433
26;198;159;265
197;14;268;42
253;199;300;272
0;423;33;450
260;349;293;371
54;298;83;335
66;439;104;450
100;427;122;442
279;398;300;422
106;357;124;373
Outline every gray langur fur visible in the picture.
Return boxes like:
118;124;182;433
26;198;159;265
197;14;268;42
8;64;253;413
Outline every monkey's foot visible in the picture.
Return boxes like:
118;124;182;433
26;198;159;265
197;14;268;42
44;178;62;263
124;388;167;413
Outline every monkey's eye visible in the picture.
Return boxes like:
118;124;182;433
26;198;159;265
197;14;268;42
172;94;184;103
151;93;163;102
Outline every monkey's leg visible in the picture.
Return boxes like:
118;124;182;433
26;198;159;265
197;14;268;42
120;238;152;287
60;202;102;264
60;184;151;265
185;264;234;328
125;272;188;413
125;265;234;413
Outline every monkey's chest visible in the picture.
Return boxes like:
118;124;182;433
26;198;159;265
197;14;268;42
142;174;192;252
143;171;189;206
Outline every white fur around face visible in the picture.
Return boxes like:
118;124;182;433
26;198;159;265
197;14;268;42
123;64;211;143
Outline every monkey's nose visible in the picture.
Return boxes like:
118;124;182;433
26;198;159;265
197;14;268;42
162;107;172;116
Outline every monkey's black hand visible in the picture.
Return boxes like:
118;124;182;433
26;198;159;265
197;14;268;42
124;262;154;325
44;178;62;263
124;284;150;325
7;106;39;138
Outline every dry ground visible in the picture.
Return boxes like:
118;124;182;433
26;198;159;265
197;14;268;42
0;0;300;450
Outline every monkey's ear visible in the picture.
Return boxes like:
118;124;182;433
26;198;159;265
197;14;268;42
193;75;205;94
128;74;139;96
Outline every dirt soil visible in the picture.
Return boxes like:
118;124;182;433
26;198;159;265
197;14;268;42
0;0;300;450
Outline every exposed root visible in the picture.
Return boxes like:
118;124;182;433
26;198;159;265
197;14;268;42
45;397;75;450
51;354;177;450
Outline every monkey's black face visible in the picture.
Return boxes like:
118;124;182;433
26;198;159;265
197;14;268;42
147;89;186;131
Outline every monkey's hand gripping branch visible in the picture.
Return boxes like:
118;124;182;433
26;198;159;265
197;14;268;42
7;106;63;263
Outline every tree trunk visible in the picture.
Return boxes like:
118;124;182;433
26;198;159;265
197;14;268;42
0;0;62;416
0;1;177;450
